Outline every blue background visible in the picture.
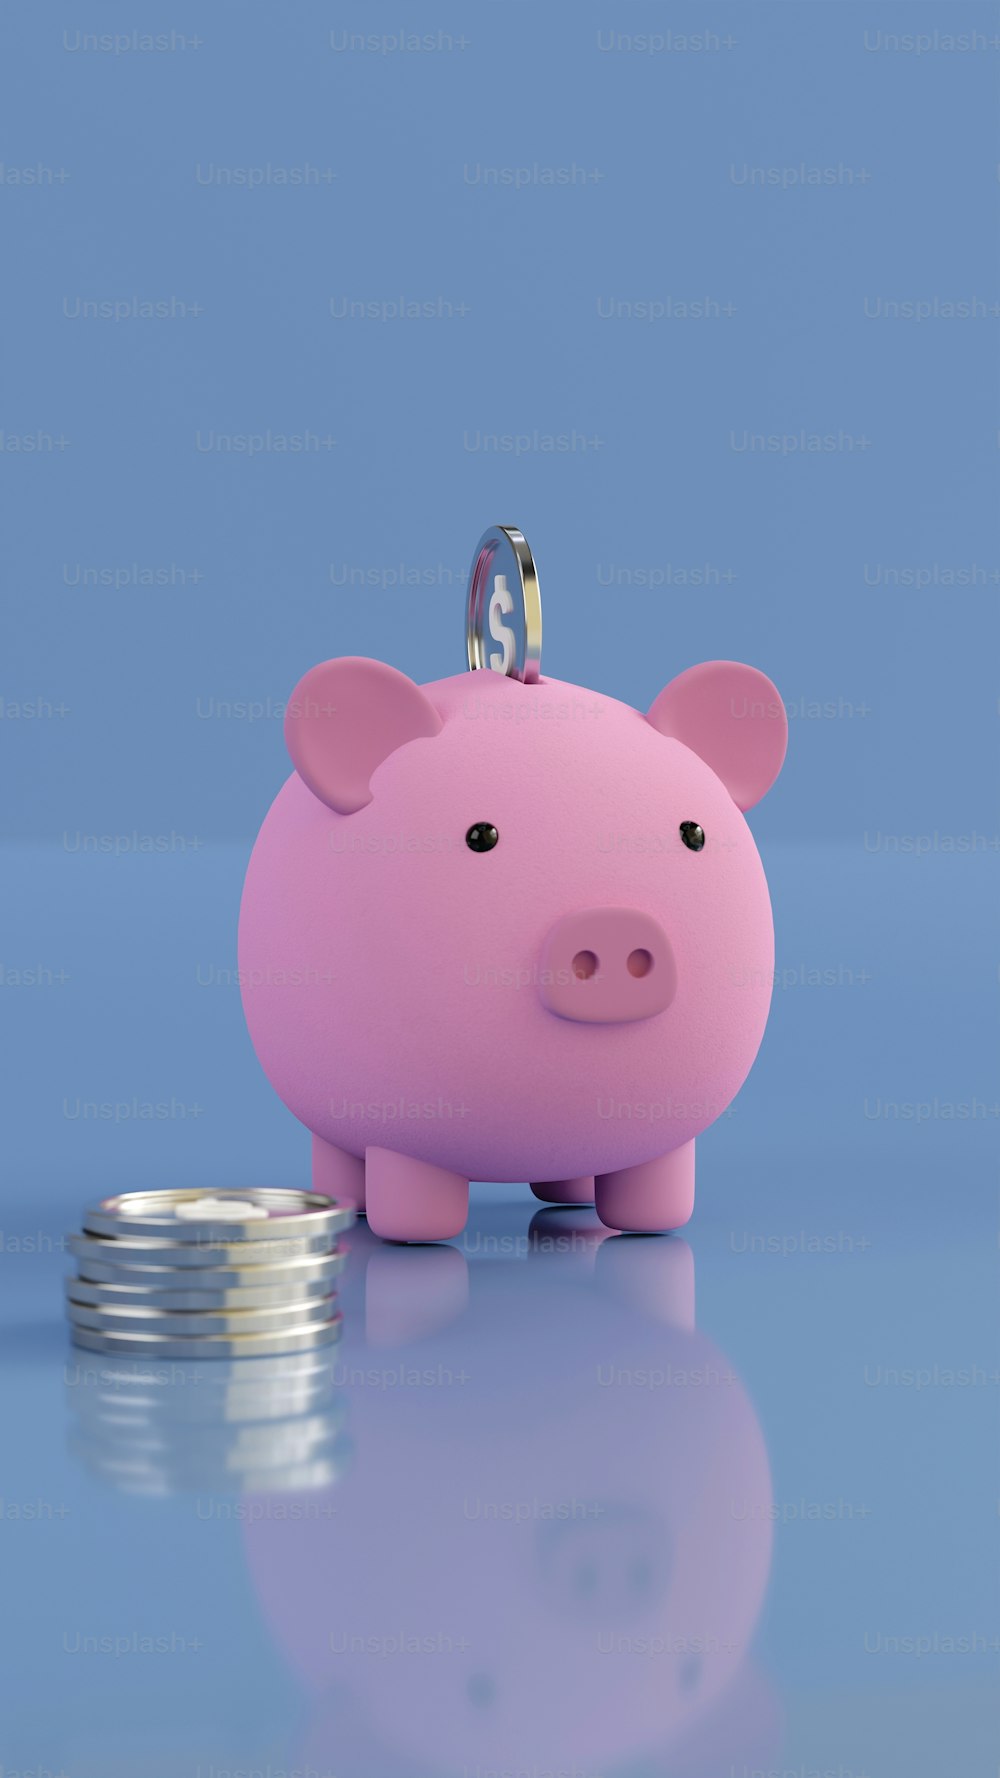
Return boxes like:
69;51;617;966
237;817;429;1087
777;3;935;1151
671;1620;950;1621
2;3;998;1774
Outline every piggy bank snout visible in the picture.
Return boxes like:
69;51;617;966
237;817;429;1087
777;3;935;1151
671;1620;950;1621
538;907;677;1025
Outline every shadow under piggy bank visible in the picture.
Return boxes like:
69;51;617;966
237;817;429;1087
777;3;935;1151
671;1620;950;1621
244;1208;779;1776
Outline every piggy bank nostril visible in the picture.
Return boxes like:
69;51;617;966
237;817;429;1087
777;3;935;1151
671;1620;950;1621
626;948;653;979
541;911;675;1023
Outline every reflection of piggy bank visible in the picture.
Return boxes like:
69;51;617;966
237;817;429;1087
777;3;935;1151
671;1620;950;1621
239;657;786;1239
244;1221;775;1775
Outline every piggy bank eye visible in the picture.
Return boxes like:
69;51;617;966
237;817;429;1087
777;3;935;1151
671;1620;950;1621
466;823;499;853
679;821;705;852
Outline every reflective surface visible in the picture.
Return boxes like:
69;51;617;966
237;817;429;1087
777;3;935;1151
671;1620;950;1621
2;1158;997;1777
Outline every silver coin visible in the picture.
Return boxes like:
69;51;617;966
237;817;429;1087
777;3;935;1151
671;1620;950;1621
82;1188;353;1244
66;1295;338;1337
466;525;542;683
69;1231;336;1269
65;1263;343;1310
73;1248;346;1289
69;1315;343;1360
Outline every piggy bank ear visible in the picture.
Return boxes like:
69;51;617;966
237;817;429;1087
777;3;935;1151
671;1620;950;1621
646;661;787;811
284;656;442;814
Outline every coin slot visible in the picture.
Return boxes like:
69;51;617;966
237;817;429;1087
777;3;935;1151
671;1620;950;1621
626;948;653;978
572;950;599;981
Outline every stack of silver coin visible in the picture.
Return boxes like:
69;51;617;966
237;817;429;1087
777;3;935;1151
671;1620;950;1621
65;1188;353;1359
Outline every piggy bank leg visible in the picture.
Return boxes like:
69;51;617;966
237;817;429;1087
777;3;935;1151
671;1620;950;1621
529;1177;595;1205
365;1146;469;1243
594;1140;695;1233
312;1134;365;1212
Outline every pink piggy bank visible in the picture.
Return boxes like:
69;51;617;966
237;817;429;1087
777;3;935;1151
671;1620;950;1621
239;657;787;1241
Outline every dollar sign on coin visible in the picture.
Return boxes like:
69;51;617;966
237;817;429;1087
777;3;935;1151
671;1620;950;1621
465;525;542;683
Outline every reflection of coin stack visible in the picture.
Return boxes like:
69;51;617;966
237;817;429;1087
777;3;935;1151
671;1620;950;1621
66;1348;352;1495
64;1189;354;1494
65;1189;353;1359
